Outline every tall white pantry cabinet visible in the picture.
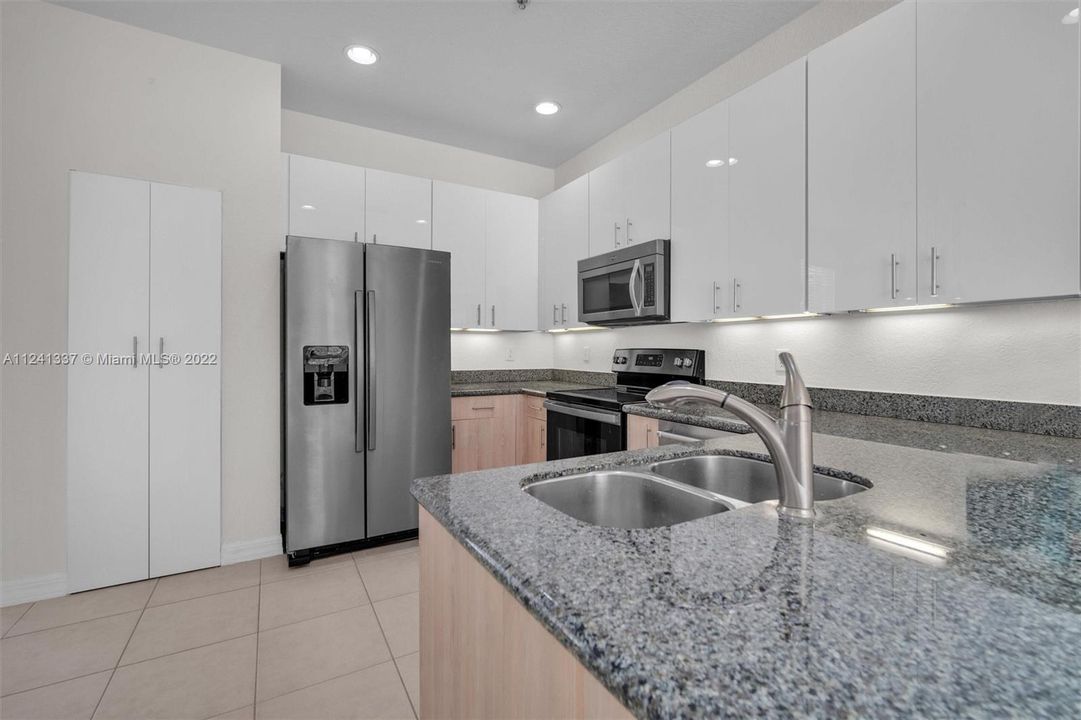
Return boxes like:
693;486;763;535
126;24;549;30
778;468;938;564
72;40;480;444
67;171;222;593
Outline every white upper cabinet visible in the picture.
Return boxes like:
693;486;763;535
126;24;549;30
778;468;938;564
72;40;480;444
433;181;487;328
287;154;365;242
917;0;1080;304
485;190;539;331
726;59;807;318
671;100;730;322
588;132;671;254
808;1;917;313
539;175;589;329
365;168;432;249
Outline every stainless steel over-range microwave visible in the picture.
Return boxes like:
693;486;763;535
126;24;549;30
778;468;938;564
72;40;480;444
578;239;670;325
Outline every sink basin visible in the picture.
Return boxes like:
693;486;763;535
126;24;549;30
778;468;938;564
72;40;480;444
649;454;870;503
523;471;731;529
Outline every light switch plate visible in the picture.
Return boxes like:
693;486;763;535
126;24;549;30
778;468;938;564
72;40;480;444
583;346;591;363
505;347;514;362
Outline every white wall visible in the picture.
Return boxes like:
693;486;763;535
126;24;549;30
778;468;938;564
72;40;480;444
555;1;897;187
550;299;1081;406
451;332;554;371
1;1;282;594
283;109;554;199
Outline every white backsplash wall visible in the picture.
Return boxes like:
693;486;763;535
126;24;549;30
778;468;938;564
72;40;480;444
546;299;1081;406
452;331;554;370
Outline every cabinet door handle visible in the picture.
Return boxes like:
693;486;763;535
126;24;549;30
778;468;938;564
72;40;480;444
372;233;377;244
158;337;164;368
354;231;358;242
561;303;567;324
491;305;496;327
733;279;742;311
133;336;138;369
614;222;621;248
476;303;481;326
890;253;899;299
553;304;559;324
626;217;633;244
451;424;455;450
930;246;940;297
712;281;720;313
540;427;545;448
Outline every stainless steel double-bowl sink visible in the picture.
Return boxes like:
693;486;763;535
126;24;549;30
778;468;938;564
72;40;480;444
523;453;871;529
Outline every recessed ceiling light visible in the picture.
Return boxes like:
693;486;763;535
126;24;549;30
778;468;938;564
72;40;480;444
1064;8;1079;24
534;101;560;116
705;159;725;168
300;204;315;210
345;45;379;65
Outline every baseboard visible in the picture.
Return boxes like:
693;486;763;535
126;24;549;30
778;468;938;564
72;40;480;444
221;535;283;565
0;573;68;607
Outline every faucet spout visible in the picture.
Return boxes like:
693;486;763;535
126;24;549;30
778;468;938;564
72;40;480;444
645;353;815;519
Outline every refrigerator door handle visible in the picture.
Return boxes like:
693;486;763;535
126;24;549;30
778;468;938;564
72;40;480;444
366;290;376;452
355;291;365;453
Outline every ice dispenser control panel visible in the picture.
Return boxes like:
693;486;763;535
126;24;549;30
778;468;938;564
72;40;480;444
303;345;349;405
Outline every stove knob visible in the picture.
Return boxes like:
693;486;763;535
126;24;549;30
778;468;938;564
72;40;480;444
672;357;683;367
682;357;693;368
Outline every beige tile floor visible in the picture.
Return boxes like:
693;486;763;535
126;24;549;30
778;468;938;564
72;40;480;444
0;540;420;720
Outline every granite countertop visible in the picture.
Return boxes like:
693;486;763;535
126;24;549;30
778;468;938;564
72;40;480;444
624;402;1081;467
451;380;601;397
412;432;1081;718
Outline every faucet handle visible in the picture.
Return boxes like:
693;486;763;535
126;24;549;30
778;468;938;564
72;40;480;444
778;352;813;409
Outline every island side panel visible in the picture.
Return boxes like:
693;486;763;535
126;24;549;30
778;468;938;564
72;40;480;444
419;507;632;720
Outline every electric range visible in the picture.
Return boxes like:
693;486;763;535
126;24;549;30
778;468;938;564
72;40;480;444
544;348;705;461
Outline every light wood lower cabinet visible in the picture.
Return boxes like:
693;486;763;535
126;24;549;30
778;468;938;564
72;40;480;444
451;395;518;473
625;415;659;451
516;394;547;464
420;508;632;719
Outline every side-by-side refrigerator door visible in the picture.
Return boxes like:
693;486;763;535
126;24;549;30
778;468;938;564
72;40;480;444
364;244;451;537
285;235;367;553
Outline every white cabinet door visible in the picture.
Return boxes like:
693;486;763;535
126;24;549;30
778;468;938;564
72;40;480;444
67;172;150;593
365;168;432;249
727;59;807;317
808;1;916;312
485;190;539;330
433;181;487;328
149;183;222;579
623;132;671;246
587;156;625;255
671;101;729;322
539;175;589;329
287;154;365;243
917;0;1080;304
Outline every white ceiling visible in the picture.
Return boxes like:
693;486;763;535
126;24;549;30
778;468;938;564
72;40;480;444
56;1;815;167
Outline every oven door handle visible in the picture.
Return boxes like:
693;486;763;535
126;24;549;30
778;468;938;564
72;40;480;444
543;400;622;426
628;259;643;317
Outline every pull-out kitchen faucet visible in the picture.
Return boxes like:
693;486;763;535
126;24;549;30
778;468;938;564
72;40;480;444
646;352;815;519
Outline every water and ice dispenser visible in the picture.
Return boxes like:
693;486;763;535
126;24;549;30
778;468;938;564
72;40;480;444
302;345;349;405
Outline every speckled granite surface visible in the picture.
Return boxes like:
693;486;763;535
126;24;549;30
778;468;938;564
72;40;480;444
452;380;599;397
624;402;1081;466
412;433;1081;719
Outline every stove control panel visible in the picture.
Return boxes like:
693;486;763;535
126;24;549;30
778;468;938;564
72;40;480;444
611;348;705;381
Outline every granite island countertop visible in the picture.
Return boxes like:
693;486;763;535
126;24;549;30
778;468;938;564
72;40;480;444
412;432;1081;719
451;380;601;397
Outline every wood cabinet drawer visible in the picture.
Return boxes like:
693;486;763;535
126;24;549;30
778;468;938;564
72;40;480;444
522;393;546;420
452;394;516;420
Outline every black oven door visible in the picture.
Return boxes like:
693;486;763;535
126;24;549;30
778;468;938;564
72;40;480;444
544;401;623;461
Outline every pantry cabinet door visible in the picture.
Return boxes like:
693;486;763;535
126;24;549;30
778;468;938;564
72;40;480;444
149;182;222;578
808;1;917;312
623;132;671;246
916;0;1080;304
433;181;487;328
365;168;432;249
539;175;589;329
67;172;151;592
588;157;625;255
671;101;729;321
727;59;807;317
485;190;539;330
288;154;365;243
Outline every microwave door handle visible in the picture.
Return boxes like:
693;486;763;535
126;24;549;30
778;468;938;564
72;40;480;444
628;259;642;316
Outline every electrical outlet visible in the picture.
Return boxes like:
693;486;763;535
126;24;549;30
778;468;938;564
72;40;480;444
583;346;591;363
775;349;789;374
505;347;514;362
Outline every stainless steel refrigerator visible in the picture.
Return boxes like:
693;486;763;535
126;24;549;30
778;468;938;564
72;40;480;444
283;236;450;564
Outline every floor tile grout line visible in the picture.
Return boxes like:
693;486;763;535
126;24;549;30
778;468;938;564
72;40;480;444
357;566;417;719
258;596;373;634
105;630;260;673
255;658;402;708
148;578;261;610
1;601;35;638
91;578;158;720
0;667;114;700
